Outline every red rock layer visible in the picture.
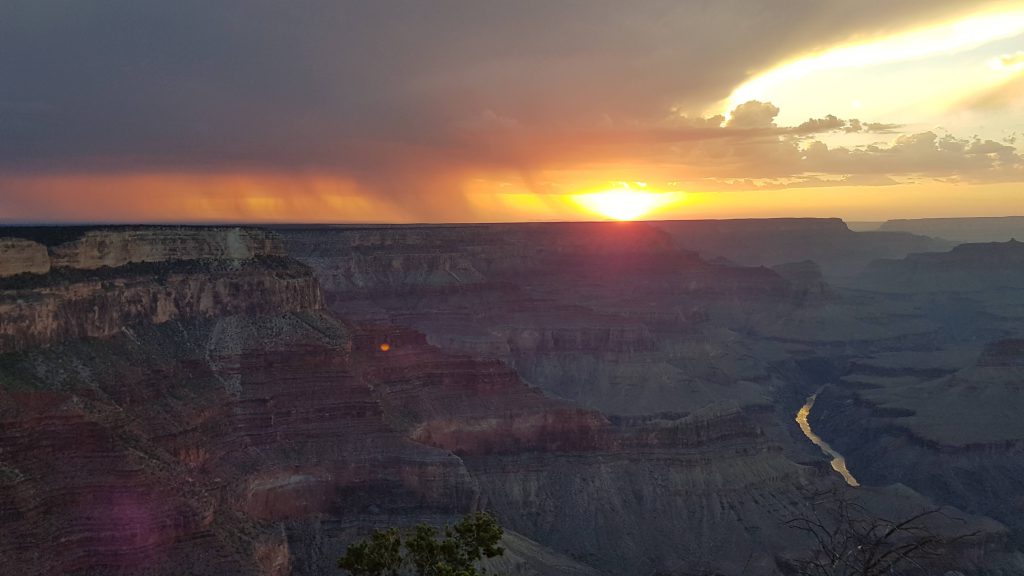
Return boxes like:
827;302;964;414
351;325;610;456
1;316;622;574
0;320;484;574
0;389;215;574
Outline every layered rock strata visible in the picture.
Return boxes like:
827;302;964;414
0;228;318;352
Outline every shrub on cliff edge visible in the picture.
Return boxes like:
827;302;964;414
338;512;505;576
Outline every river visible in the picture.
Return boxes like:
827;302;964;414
795;392;860;487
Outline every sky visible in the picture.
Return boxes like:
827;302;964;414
1;0;1023;223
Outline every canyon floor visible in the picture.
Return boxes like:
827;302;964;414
2;220;1023;575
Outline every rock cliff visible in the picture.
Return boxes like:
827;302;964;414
2;224;1014;576
0;305;830;575
0;228;320;352
0;238;50;277
281;223;806;418
2;227;285;274
651;217;950;278
0;313;474;575
857;239;1024;292
879;216;1024;244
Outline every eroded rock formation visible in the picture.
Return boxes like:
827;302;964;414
0;239;50;277
1;223;1018;576
857;239;1024;292
0;228;318;352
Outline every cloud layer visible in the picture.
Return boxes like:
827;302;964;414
0;1;1020;221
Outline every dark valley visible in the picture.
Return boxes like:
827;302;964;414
2;219;1023;575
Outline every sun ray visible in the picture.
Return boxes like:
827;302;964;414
723;6;1024;117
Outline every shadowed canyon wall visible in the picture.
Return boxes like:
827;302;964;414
2;223;1021;575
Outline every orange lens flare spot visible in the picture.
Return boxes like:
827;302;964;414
379;343;391;352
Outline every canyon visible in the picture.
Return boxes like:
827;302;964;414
1;220;1023;575
878;216;1024;244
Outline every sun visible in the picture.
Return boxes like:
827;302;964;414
571;185;684;221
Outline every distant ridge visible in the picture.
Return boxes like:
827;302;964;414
879;216;1024;243
650;217;949;278
856;238;1024;292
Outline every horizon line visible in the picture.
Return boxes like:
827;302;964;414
2;214;1023;228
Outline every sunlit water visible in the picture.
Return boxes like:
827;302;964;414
795;393;860;487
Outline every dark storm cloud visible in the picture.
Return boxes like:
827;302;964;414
0;0;998;181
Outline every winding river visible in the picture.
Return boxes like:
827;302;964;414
795;393;860;487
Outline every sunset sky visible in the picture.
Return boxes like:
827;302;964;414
1;1;1023;223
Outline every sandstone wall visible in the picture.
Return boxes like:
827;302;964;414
0;238;51;277
50;227;285;270
0;227;285;278
856;239;1024;292
0;227;320;352
0;263;322;353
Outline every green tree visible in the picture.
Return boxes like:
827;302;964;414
338;512;505;576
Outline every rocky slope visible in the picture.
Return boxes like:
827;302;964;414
0;228;320;353
1;224;1016;576
0;309;831;576
650;218;950;279
281;222;1024;573
1;227;286;274
0;225;612;574
0;238;50;277
0;227;791;575
807;339;1024;545
280;223;808;417
746;236;1024;560
856;239;1024;292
